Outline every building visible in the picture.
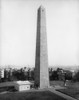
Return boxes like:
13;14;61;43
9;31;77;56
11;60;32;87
0;68;4;79
35;6;49;88
0;81;32;91
14;81;32;91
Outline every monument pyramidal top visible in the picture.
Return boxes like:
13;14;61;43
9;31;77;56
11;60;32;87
38;5;45;9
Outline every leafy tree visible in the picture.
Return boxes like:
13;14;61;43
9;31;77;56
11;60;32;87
72;71;79;82
50;70;58;80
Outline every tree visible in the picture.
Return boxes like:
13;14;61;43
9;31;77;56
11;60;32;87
72;71;79;82
50;70;58;80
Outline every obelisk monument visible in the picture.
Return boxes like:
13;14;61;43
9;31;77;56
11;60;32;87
35;6;49;88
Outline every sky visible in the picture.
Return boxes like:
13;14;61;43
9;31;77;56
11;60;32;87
0;0;79;67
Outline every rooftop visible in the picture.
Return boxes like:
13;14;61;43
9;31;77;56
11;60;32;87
15;81;32;85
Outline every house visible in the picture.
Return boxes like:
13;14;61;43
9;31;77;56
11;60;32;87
14;81;32;91
0;81;33;92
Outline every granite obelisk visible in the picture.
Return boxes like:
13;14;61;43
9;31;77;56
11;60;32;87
35;6;49;88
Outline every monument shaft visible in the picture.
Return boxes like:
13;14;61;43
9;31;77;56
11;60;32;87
35;6;49;88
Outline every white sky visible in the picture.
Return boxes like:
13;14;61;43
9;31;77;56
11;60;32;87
0;0;79;67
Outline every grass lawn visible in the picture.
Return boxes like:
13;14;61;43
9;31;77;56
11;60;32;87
57;87;79;99
0;90;66;100
55;81;79;100
50;81;64;87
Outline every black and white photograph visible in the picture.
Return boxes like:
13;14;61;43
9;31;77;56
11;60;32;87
0;0;79;100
